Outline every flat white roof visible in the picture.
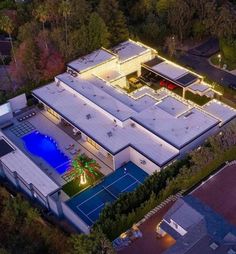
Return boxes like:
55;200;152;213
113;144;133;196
0;102;11;116
57;73;135;121
132;98;219;148
88;76;157;113
202;100;236;124
112;40;150;62
95;69;123;82
33;82;179;166
68;48;116;73
189;81;210;93
0;132;59;196
152;61;188;80
156;96;191;117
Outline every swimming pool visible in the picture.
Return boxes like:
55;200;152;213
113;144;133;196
22;131;70;174
67;162;148;226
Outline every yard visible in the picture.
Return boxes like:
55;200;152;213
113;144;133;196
210;53;236;71
62;154;104;197
62;170;104;197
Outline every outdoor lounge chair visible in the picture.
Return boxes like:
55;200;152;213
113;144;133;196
65;144;74;150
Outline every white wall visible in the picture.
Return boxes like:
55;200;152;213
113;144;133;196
119;51;153;76
111;76;127;89
18;179;33;197
79;58;118;78
113;146;130;169
1;164;19;187
179;125;219;156
130;147;160;175
48;193;62;216
61;202;90;234
163;219;187;236
8;94;27;113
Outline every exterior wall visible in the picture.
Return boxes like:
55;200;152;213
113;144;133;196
1;163;19;187
130;147;160;175
48;193;62;216
17;177;33;197
8;94;27;113
0;111;13;125
61;202;90;234
110;76;127;89
119;51;153;76
179;124;219;157
163;219;187;236
113;146;130;169
79;58;118;78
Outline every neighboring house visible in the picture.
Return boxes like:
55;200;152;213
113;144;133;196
159;162;236;254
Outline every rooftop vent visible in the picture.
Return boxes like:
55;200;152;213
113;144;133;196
86;114;91;120
131;123;135;128
107;131;113;138
209;242;219;250
140;159;146;165
184;111;194;118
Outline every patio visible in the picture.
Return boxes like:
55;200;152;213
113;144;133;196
2;108;113;187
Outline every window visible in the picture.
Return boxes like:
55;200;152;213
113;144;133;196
87;137;99;150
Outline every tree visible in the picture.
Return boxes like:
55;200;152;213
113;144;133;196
70;230;115;254
0;15;16;64
59;0;72;54
34;3;49;48
65;154;100;185
215;4;236;39
98;0;129;45
88;12;110;51
167;0;193;42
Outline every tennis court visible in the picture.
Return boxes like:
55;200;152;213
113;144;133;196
66;162;148;226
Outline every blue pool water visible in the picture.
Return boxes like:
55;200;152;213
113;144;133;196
22;131;70;174
67;162;148;226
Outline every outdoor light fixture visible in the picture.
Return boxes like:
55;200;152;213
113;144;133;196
80;172;87;185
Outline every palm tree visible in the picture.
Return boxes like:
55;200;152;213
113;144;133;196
59;0;71;53
34;4;49;48
0;15;16;64
66;154;100;185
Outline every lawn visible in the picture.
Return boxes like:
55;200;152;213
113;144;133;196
185;91;211;106
62;169;104;197
210;54;236;71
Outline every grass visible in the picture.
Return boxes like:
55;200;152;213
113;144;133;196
62;170;104;197
210;54;236;71
185;91;211;105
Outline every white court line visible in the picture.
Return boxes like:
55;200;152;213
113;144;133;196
77;174;129;207
128;173;142;184
76;172;144;219
87;203;105;216
76;206;95;224
120;180;139;193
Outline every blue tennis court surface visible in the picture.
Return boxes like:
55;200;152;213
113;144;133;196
66;162;148;226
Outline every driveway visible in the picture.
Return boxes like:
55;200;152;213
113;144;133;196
118;202;175;254
176;39;236;87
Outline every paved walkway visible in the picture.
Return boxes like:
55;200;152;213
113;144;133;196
118;202;175;254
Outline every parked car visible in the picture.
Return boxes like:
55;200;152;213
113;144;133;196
129;77;142;88
160;79;177;90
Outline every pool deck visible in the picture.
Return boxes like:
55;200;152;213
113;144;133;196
2;108;113;187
